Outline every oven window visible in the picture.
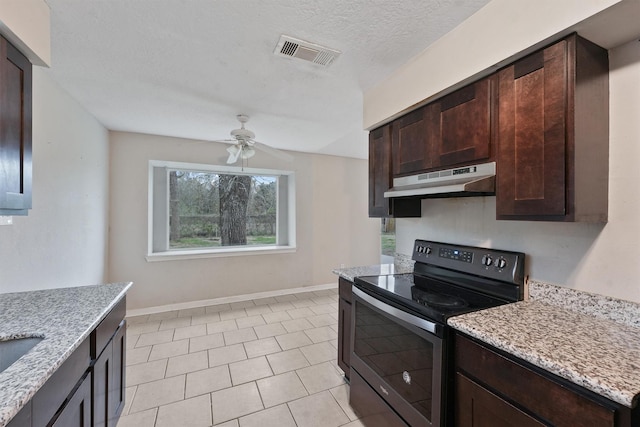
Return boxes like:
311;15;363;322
353;300;435;421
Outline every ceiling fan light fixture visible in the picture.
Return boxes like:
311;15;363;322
242;146;256;159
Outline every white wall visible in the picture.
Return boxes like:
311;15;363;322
0;68;110;293
108;132;380;310
396;39;640;304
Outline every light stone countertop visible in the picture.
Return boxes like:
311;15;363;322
448;282;640;408
0;282;132;427
331;253;414;282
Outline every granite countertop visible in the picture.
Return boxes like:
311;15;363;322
448;283;640;408
332;254;415;282
0;282;132;426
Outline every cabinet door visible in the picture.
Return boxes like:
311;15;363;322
51;372;92;427
93;321;126;427
391;106;438;176
369;126;421;218
93;340;112;427
496;39;568;219
369;125;392;217
456;373;545;427
337;297;351;379
109;321;126;426
438;77;492;167
0;36;32;215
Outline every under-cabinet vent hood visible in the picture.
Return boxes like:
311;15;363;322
384;162;496;199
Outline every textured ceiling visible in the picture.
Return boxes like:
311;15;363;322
43;0;490;159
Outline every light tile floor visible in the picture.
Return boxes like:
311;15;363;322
118;288;364;427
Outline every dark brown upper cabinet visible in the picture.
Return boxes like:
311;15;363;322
369;125;420;218
496;34;609;222
391;105;437;176
391;77;494;178
437;77;493;168
0;35;32;216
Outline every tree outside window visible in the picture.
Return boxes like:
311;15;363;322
168;170;278;249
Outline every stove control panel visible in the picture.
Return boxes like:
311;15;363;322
412;240;525;285
439;247;473;263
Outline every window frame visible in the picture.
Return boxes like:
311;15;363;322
146;160;296;261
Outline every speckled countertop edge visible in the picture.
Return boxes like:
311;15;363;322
449;282;640;408
332;253;415;282
0;282;132;426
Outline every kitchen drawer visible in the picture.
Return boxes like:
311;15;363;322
350;369;408;427
92;296;126;359
455;334;616;427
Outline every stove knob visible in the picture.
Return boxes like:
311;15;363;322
495;257;507;269
481;255;493;266
425;247;432;255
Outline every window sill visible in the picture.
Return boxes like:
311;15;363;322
145;245;297;262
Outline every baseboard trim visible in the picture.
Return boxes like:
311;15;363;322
126;282;338;317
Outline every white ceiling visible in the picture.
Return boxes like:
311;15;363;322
43;0;491;159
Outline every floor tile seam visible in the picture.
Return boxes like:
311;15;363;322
163;354;210;379
152;406;159;427
190;314;222;326
210;383;265;426
325;387;353;422
228;356;274;387
127;376;187;416
124;385;138;417
126;357;170;388
127;323;161;334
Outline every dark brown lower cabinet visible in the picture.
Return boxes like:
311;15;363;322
51;372;92;427
93;314;126;427
456;373;544;427
6;297;126;427
455;333;639;427
337;277;352;380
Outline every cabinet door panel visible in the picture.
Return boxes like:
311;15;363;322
456;335;616;427
0;37;32;215
337;297;351;378
369;126;421;218
369;126;392;217
51;372;92;427
109;321;126;426
93;341;112;427
497;40;567;218
456;373;544;427
392;106;437;175
439;78;492;167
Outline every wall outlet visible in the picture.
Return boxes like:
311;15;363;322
0;216;13;226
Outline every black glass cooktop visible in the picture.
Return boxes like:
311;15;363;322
353;273;511;324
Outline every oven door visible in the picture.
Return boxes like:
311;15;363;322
350;286;444;427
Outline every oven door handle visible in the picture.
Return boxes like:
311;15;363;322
353;287;438;334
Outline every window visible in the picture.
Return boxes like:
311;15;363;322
148;161;295;260
381;218;395;263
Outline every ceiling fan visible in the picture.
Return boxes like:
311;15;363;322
214;114;293;165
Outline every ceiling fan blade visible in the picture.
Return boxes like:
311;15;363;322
252;140;294;162
226;145;242;164
212;139;238;144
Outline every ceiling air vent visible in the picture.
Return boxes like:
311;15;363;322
274;35;341;67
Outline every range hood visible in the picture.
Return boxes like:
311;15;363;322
384;162;496;199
